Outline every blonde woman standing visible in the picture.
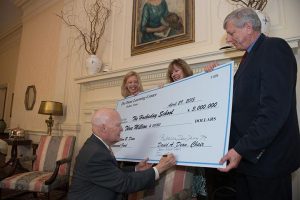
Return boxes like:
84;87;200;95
121;71;144;98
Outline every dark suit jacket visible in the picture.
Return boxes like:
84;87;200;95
68;134;155;200
231;34;300;177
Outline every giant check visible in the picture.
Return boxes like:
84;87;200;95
113;62;233;168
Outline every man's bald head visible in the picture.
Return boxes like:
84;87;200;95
92;108;117;126
91;108;123;146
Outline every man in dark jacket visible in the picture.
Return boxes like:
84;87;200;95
68;108;176;200
219;7;300;200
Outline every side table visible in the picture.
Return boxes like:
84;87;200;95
0;132;9;140
3;138;32;171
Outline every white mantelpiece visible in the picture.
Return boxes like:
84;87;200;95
75;37;300;85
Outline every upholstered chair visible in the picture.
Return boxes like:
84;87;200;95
0;135;76;199
128;166;195;200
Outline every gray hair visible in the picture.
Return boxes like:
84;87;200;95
91;110;109;126
223;7;261;32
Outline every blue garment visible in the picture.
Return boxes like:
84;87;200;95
140;0;169;43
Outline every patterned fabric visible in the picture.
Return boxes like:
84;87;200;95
192;168;207;197
0;135;75;193
33;135;75;175
1;171;66;192
128;166;194;200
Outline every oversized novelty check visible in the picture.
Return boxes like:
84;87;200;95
113;62;233;168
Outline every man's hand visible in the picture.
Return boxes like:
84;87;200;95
155;154;176;174
135;158;152;171
218;148;242;172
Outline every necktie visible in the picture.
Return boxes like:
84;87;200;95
234;51;248;81
240;51;248;65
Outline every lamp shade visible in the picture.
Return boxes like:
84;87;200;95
38;101;63;116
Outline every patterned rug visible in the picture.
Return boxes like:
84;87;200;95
1;189;67;200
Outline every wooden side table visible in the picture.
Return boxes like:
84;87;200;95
0;132;9;140
0;133;8;155
3;138;32;171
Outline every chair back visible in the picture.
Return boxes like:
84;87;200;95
33;135;75;175
128;166;194;200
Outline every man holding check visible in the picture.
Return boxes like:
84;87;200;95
218;7;300;200
68;108;176;200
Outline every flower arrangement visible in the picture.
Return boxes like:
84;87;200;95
228;0;268;11
57;0;112;55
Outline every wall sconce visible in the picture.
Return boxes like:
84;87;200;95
38;101;63;135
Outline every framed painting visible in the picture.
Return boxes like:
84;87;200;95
24;85;36;110
131;0;195;56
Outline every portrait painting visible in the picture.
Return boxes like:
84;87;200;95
131;0;194;55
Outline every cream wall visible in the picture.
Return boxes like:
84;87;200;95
9;0;65;136
0;28;21;127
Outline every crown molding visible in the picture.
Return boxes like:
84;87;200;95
11;0;31;8
12;0;61;23
0;22;22;40
0;25;22;54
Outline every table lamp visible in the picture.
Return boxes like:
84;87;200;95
38;101;63;135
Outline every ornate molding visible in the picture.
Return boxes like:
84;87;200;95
60;123;81;132
0;22;22;40
75;51;230;85
80;99;118;123
83;78;122;90
11;0;31;8
76;36;300;88
12;0;61;23
0;26;22;54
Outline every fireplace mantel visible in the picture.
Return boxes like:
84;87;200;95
75;37;300;86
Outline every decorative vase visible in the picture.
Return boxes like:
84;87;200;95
86;55;102;75
255;10;271;35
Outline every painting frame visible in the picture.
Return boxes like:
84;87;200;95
24;85;36;111
131;0;195;56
